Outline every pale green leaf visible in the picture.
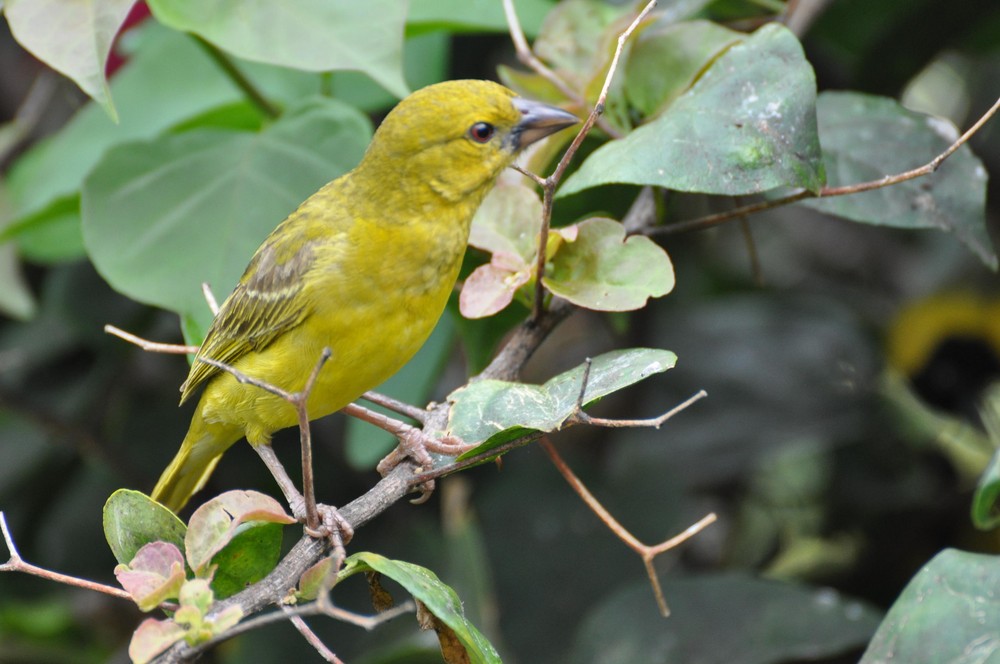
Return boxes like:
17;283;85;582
544;217;674;311
449;348;676;449
4;0;133;120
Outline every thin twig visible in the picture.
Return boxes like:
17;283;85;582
201;283;220;316
285;610;344;664
104;324;197;355
539;441;716;616
571;390;708;429
527;0;657;321
653;94;1000;237
0;512;132;600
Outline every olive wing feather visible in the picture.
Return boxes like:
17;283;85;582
180;237;317;404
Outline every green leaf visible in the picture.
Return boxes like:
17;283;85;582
184;490;294;576
860;549;1000;663
532;0;632;88
543;217;674;311
340;552;501;664
571;575;881;663
81;96;372;332
799;91;996;269
972;386;1000;530
5;25;290;226
560;23;824;197
624;20;742;118
0;196;85;264
4;0;133;121
0;244;36;320
103;489;187;566
208;521;284;600
407;0;555;35
449;348;676;451
147;0;409;98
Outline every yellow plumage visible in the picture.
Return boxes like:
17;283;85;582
151;80;577;511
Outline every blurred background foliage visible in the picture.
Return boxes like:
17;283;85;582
0;0;999;662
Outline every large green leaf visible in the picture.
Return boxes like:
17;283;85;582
147;0;408;98
449;348;676;452
623;19;742;119
800;91;996;269
560;23;824;197
571;575;881;663
860;549;1000;663
4;0;134;121
340;552;501;664
4;25;284;233
81;97;371;331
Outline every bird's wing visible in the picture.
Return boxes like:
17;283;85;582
180;229;318;404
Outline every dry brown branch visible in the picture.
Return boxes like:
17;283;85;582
0;511;132;600
539;440;716;616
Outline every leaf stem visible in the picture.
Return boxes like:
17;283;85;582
192;35;281;119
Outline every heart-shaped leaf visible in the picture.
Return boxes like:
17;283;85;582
81;96;371;334
543;217;674;311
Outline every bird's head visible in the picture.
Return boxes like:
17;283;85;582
358;80;578;203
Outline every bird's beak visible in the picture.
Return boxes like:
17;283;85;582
511;97;579;150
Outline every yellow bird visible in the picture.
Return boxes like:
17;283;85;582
151;80;578;512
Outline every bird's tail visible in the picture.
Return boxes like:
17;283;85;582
150;411;240;513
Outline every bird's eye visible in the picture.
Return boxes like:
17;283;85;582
468;122;495;143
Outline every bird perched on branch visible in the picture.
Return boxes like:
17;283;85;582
151;80;578;512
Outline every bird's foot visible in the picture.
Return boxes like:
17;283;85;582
376;425;473;504
289;496;354;545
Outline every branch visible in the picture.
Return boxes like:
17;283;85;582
539;441;717;616
652;94;1000;237
0;512;132;601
